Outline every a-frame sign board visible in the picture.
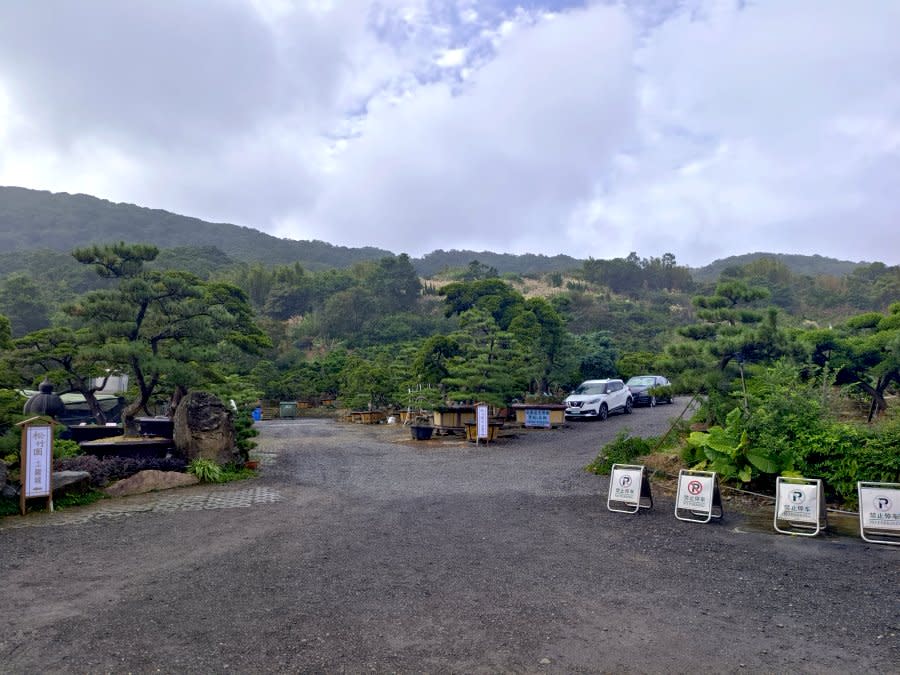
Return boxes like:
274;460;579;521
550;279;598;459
607;463;653;514
16;416;56;516
675;469;724;523
774;476;827;537
858;481;900;546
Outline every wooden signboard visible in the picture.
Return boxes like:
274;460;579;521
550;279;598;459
475;404;489;444
16;416;56;515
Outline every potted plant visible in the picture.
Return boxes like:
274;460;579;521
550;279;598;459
409;414;434;441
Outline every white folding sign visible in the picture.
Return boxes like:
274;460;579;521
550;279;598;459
858;482;900;546
607;464;652;514
675;470;723;523
774;477;826;537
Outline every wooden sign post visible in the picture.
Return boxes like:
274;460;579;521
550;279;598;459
16;416;56;516
475;403;489;446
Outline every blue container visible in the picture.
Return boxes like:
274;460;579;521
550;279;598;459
251;407;262;421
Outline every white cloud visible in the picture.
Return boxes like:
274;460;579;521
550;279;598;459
297;4;636;255
435;48;467;68
581;0;900;264
0;0;898;267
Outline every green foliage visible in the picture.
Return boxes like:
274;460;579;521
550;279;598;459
0;186;393;268
582;252;693;295
0;495;18;516
188;458;224;483
48;243;271;429
232;408;259;462
647;384;673;400
442;308;529;407
616;351;656;380
685;407;784;483
788;419;900;506
0;489;106;516
574;332;618;383
53;438;81;460
338;348;409;410
440;278;525;329
804;304;900;420
218;464;258;482
681;362;900;504
585;432;654;475
0;273;51;337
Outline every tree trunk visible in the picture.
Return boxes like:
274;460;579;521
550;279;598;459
81;389;108;426
121;400;143;436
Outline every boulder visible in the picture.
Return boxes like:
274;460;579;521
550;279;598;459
0;461;14;498
173;391;238;465
51;470;92;496
104;470;199;497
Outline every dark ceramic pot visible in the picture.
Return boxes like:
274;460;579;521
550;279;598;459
410;425;434;440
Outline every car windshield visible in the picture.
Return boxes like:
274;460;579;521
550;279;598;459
627;376;656;386
573;383;607;395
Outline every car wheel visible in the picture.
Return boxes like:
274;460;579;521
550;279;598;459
597;404;608;421
650;396;656;407
624;398;633;414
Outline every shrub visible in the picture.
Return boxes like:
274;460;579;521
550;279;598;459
233;408;259;462
792;420;900;506
586;432;654;475
188;458;223;483
647;384;673;401
53;438;81;460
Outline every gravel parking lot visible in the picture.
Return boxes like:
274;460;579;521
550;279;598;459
1;400;897;673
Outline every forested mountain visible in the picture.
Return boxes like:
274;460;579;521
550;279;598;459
415;250;580;277
693;252;863;281
0;186;873;280
0;186;391;270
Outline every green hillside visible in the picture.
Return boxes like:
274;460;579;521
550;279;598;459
0;186;391;270
693;252;863;281
0;186;874;280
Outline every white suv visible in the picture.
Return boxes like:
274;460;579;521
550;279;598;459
564;379;633;420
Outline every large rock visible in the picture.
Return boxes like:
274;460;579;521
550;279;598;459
51;470;92;496
104;470;199;497
0;461;14;498
173;391;238;465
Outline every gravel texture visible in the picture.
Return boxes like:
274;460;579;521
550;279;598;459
1;398;897;673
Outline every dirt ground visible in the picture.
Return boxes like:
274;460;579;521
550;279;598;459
1;400;897;673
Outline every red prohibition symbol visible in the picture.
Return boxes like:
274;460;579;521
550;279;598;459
687;480;703;495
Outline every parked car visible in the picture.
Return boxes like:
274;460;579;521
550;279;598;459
564;379;632;420
625;375;673;406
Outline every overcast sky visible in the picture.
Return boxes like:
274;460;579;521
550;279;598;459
1;1;897;266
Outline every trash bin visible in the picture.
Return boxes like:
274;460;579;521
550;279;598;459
279;401;297;419
251;407;262;422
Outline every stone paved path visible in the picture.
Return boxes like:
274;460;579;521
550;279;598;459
0;484;284;529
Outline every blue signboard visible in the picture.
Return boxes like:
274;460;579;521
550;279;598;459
524;408;551;428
